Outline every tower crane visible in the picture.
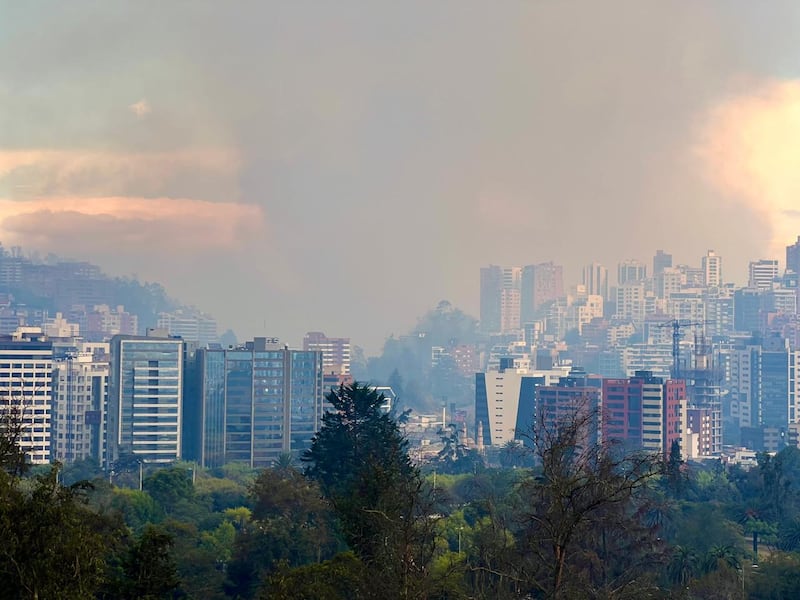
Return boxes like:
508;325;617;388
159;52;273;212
656;319;708;379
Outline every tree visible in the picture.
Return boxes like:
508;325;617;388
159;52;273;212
0;465;118;599
515;398;665;599
664;439;687;498
109;524;181;599
0;395;29;477
261;552;367;600
303;382;440;599
225;466;337;598
143;467;194;515
437;423;484;475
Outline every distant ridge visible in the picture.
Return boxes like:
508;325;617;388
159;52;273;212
0;243;182;330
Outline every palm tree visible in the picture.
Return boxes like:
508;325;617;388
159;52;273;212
703;544;740;574
668;545;697;587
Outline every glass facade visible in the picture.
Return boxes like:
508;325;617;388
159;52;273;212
197;343;323;468
109;337;183;465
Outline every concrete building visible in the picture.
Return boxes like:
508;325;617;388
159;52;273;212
702;250;722;287
617;259;648;285
656;267;683;300
51;344;109;464
107;331;184;466
602;371;686;455
0;338;53;464
303;331;351;375
787;236;800;275
480;265;522;334
653;250;673;277
533;367;603;448
187;337;324;468
43;312;80;338
521;262;564;323
86;305;138;341
582;262;609;300
474;359;573;447
157;309;218;345
749;259;780;291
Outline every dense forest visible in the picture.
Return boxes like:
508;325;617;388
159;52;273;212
3;384;800;598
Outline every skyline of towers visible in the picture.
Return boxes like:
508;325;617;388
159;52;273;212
480;263;563;334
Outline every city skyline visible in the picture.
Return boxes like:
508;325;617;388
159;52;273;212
5;3;800;352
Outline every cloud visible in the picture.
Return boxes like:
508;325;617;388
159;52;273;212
0;148;241;200
0;196;264;252
129;98;151;119
696;79;800;259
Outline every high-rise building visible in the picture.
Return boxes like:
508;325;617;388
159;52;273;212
52;345;109;464
521;262;564;323
787;236;800;274
0;338;53;464
653;250;673;277
480;266;522;333
157;310;218;345
107;331;184;466
617;259;648;286
656;267;683;300
480;266;503;334
702;250;722;287
749;259;779;290
86;305;138;341
602;371;686;455
533;367;603;448
474;359;572;447
187;337;324;468
303;331;351;375
734;288;763;334
581;262;609;300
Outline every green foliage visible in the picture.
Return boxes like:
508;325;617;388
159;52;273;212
748;553;800;599
0;466;117;599
143;467;194;514
260;552;368;600
436;423;485;475
112;524;181;599
225;465;337;598
304;382;441;598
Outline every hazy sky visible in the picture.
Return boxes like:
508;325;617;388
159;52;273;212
3;2;800;352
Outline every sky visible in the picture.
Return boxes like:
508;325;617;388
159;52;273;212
2;2;800;353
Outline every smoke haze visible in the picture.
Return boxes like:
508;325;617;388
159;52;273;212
2;1;800;350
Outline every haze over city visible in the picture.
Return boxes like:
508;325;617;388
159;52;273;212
4;2;800;351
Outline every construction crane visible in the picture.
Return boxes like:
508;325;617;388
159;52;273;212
656;319;708;379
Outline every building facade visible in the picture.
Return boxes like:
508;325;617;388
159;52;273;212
107;333;184;466
52;346;109;464
189;337;324;468
0;339;53;464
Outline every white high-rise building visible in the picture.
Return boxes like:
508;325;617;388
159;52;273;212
702;250;722;287
0;338;53;464
157;309;218;345
749;259;779;290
